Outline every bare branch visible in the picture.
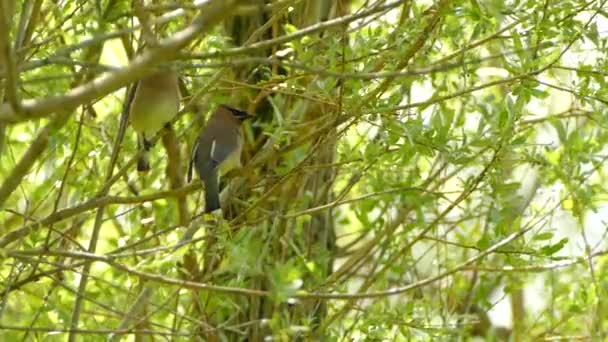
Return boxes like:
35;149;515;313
0;0;20;113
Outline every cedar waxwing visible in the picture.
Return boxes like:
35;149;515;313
188;105;253;213
130;70;180;172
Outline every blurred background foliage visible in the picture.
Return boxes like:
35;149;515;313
2;0;608;340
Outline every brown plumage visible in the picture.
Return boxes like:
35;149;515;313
188;105;253;213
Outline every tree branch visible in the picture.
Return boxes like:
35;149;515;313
0;0;243;124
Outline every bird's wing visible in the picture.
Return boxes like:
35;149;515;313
194;134;230;176
209;135;237;166
194;123;240;178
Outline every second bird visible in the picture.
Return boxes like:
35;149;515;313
189;105;253;213
130;70;181;172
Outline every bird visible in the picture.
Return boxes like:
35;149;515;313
188;105;253;213
129;70;180;172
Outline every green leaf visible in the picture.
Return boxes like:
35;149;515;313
533;232;554;241
540;238;569;256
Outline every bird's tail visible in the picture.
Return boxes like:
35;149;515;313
137;134;151;172
204;170;221;213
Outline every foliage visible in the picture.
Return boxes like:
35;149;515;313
2;0;608;340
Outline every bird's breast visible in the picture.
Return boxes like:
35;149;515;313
130;91;180;138
218;132;243;175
